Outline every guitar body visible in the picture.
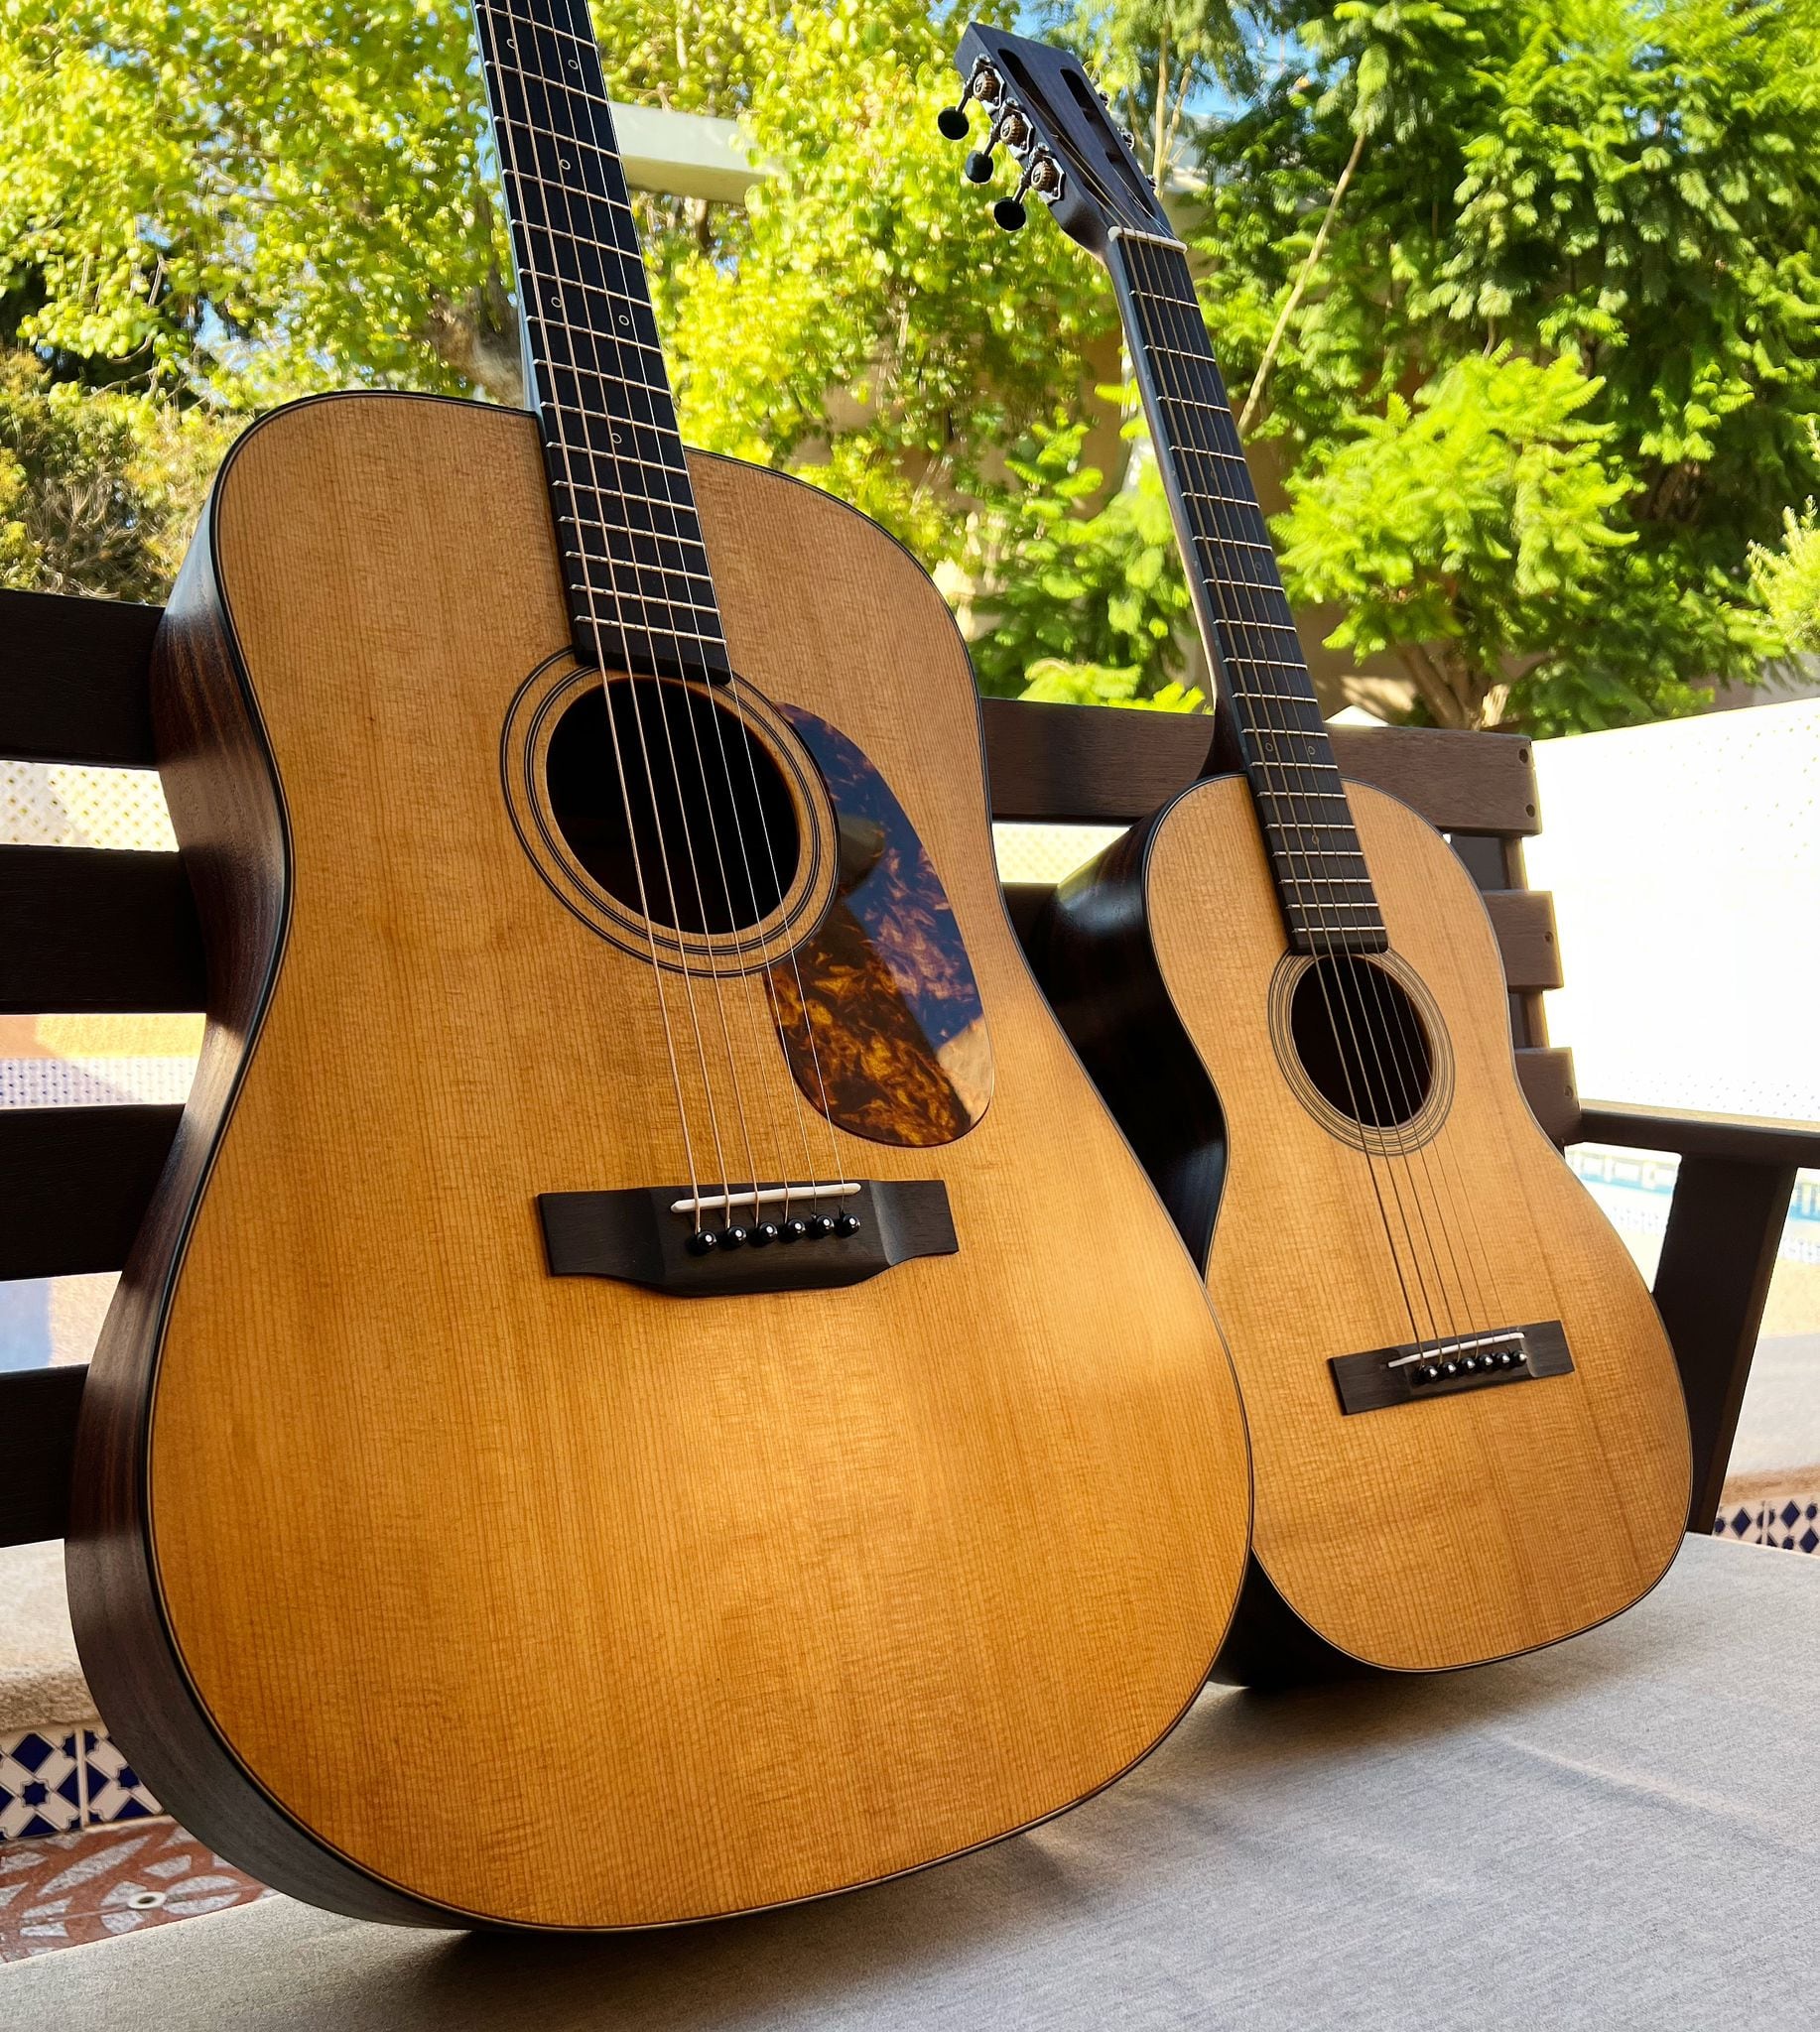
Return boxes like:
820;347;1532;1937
1050;775;1690;1682
68;392;1251;1929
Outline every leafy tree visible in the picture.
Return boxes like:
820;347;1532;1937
0;0;510;399
969;415;1197;698
1194;0;1820;727
1270;347;1777;728
0;347;227;600
656;1;1115;561
1751;512;1820;658
0;0;1119;577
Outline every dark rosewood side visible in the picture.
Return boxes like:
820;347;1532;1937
1043;807;1226;1271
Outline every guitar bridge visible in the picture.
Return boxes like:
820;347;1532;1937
1328;1322;1572;1416
538;1180;957;1297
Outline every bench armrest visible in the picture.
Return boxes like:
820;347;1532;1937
1578;1100;1820;1170
1575;1100;1816;1536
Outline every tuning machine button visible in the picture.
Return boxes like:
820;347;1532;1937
994;149;1065;230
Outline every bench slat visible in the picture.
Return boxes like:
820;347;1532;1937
0;846;204;1013
1481;890;1562;994
0;1104;181;1279
0;589;160;766
978;699;1539;835
1516;1047;1580;1148
0;1367;84;1547
2;590;1540;833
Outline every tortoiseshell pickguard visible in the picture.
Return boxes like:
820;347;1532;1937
769;705;992;1147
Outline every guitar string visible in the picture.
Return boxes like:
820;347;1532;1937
495;0;805;1228
1125;233;1465;1354
1125;241;1483;1352
710;671;852;1214
476;0;719;1215
1142;252;1478;1359
1140;249;1488;1357
510;1;770;1226
1120;234;1433;1349
526;0;845;1221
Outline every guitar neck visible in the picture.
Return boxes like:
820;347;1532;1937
472;0;729;682
1105;228;1385;954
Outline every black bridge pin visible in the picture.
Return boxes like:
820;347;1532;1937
685;1228;718;1256
835;1211;862;1237
720;1224;749;1250
811;1213;839;1238
749;1221;781;1248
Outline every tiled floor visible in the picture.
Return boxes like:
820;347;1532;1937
0;1819;269;1962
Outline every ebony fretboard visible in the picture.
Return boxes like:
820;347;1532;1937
473;0;729;683
1108;228;1384;954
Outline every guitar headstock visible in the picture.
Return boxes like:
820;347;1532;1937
943;25;1175;258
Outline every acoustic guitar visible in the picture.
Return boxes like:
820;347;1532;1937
65;1;1253;1930
948;27;1690;1684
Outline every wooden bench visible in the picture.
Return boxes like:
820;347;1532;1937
5;583;1814;1552
7;585;1820;2020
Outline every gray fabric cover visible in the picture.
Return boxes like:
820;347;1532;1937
7;1535;1817;2029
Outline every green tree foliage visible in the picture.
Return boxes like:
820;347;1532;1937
969;415;1197;699
1271;347;1777;729
0;0;509;399
1751;518;1820;658
657;1;1115;561
0;347;228;599
5;0;1820;727
1199;0;1820;726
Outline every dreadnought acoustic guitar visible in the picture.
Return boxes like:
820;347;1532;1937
65;2;1253;1931
948;27;1690;1685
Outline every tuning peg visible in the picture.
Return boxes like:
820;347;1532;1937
993;158;1039;232
942;57;1004;142
1028;152;1065;203
964;103;1029;187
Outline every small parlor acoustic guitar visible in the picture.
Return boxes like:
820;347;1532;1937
65;3;1253;1929
949;25;1689;1685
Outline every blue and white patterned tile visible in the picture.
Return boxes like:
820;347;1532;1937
79;1732;160;1827
0;1733;82;1842
1713;1492;1820;1554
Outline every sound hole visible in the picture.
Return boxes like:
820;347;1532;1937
1288;954;1434;1131
545;678;799;936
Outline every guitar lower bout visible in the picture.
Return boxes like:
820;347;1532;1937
1049;772;1690;1681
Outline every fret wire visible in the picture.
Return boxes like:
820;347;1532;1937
477;0;596;52
1119;236;1386;932
478;9;735;670
556;569;722;621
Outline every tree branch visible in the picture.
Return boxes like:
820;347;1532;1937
1238;124;1367;435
